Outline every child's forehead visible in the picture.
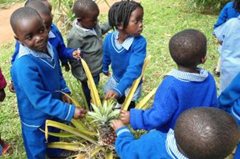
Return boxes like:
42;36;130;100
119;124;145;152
15;16;42;31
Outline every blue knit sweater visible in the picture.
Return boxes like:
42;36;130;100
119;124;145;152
102;31;147;96
11;24;75;65
115;127;188;159
130;69;218;132
11;43;75;127
214;2;240;28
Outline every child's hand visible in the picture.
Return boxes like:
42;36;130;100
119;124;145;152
120;110;130;124
8;81;15;93
62;94;72;104
105;90;118;100
0;89;6;102
72;49;81;60
74;108;87;118
111;119;125;131
62;63;70;72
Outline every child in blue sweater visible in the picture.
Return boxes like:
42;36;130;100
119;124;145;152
11;0;76;71
10;7;86;158
120;29;218;132
111;107;239;159
103;0;146;110
218;72;240;159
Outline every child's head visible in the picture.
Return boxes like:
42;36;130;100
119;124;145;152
73;0;99;29
169;29;207;68
175;107;239;159
10;7;48;52
108;0;144;36
25;0;52;12
25;1;52;32
234;0;240;12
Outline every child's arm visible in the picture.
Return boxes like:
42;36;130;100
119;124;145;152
111;120;165;159
213;3;228;29
99;22;111;35
102;34;112;76
129;81;178;131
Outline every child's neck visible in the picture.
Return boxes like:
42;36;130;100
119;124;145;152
117;31;129;44
177;65;199;73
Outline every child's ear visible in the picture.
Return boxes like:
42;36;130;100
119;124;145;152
201;56;207;64
117;23;124;30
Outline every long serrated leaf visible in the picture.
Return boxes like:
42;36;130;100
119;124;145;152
90;146;105;158
80;58;102;107
45;120;98;144
48;142;82;151
71;119;96;136
122;55;151;111
105;151;114;159
136;87;157;109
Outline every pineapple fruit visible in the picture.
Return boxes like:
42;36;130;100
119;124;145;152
88;101;119;146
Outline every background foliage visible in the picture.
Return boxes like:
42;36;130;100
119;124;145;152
0;0;220;158
187;0;229;14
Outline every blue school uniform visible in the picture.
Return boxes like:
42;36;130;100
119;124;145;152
130;69;218;132
218;73;240;159
115;127;188;159
102;31;146;97
11;24;75;64
214;1;240;28
214;16;240;92
11;43;76;159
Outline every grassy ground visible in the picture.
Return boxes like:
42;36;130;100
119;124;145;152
0;0;219;158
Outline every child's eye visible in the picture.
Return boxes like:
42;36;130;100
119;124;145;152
25;35;32;40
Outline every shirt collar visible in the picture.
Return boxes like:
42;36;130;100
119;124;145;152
114;31;134;50
48;30;56;39
167;68;208;82
73;19;97;35
166;129;188;159
17;42;54;60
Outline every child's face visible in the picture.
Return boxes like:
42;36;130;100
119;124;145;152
41;13;53;33
15;17;48;52
124;7;143;36
78;10;99;29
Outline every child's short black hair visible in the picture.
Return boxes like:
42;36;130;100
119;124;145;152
108;0;143;30
73;0;99;18
25;1;51;16
25;0;52;12
10;7;41;35
175;107;239;159
169;29;207;67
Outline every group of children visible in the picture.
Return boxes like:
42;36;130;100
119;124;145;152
0;0;240;158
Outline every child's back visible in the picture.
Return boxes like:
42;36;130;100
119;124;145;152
120;29;217;132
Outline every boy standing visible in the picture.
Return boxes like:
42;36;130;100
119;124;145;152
111;107;239;159
120;29;217;132
10;7;86;158
67;0;110;109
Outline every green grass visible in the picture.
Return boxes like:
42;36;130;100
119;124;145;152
0;0;219;158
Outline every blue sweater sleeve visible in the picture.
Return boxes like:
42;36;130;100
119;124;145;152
218;73;240;111
14;61;75;121
52;24;75;62
11;41;20;64
115;37;147;96
214;3;229;28
102;34;111;74
115;127;166;159
130;80;177;130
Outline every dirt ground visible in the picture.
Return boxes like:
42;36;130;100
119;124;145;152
0;1;116;43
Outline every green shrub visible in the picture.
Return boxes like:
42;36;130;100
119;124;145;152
187;0;229;14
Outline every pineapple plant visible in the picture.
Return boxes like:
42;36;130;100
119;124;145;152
88;101;119;147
